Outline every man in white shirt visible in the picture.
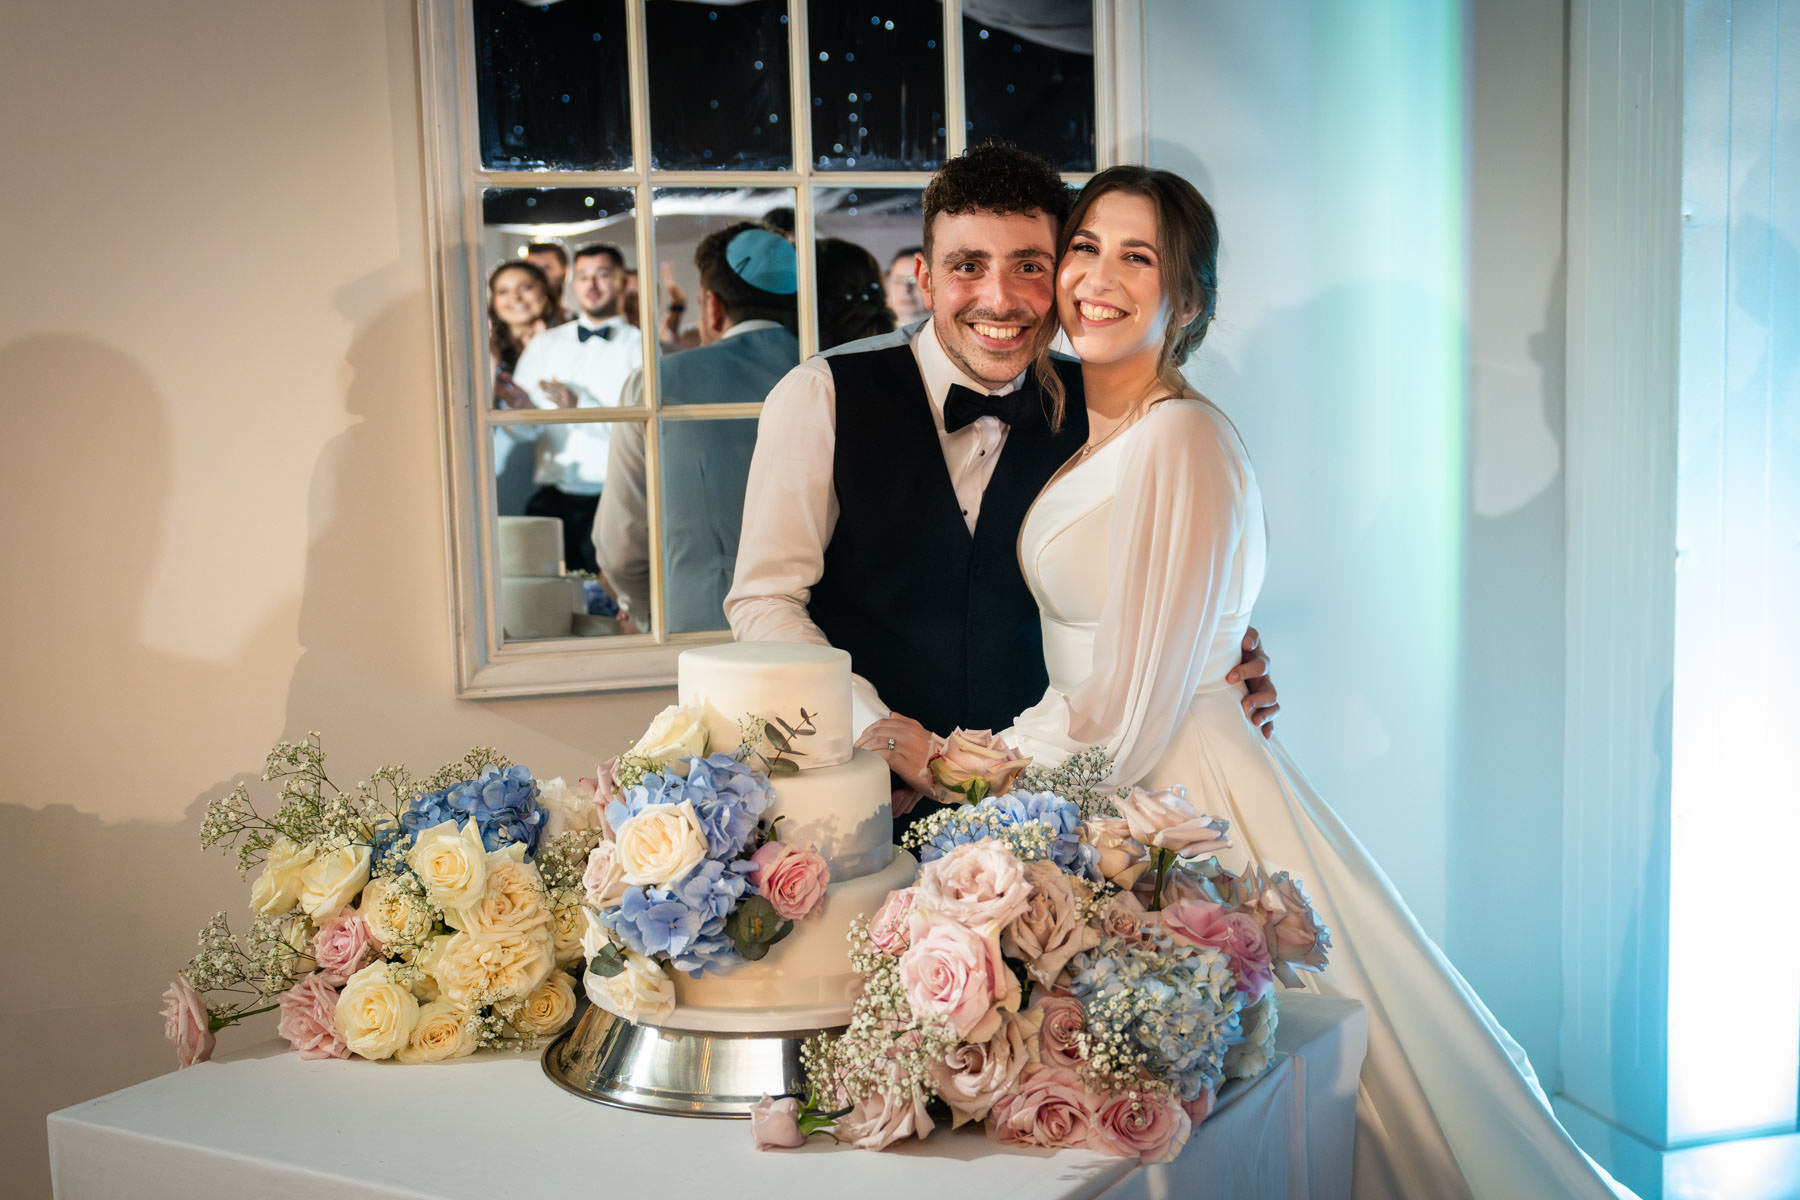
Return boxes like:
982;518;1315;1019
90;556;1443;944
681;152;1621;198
511;242;643;573
726;146;1277;829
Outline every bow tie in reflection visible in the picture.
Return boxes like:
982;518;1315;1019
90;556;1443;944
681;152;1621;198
577;324;615;343
943;383;1034;432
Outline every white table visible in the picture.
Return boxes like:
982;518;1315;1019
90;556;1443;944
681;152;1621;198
49;992;1365;1200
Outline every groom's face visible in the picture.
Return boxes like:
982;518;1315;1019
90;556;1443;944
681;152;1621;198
920;209;1058;388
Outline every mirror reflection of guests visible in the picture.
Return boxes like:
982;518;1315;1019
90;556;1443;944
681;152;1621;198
487;260;556;411
523;240;571;324
884;244;927;325
596;224;799;633
816;237;898;350
508;242;643;573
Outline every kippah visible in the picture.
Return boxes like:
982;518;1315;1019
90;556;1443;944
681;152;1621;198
726;228;798;296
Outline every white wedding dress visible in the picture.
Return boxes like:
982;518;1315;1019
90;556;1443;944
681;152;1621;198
1002;398;1626;1200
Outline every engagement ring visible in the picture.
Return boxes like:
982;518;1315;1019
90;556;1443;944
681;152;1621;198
886;737;896;750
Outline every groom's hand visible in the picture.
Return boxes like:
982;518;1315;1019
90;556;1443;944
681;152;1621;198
858;713;936;796
1229;626;1280;738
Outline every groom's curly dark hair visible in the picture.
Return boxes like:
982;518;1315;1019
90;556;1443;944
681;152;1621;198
920;142;1072;262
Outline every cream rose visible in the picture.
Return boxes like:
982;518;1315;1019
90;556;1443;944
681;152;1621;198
250;837;316;915
358;876;434;952
915;840;1033;930
511;970;578;1039
927;729;1031;801
410;933;453;1002
452;845;550;935
407;819;490;911
333;962;420;1061
548;900;586;968
434;928;555;1006
613;801;708;887
298;844;372;922
276;915;318;980
583;948;676;1025
536;775;600;843
1082;817;1151;890
394;1000;477;1064
1114;787;1232;858
583;840;627;908
580;905;612;962
627;703;711;772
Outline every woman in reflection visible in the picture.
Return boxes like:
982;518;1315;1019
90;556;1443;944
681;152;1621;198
487;259;556;410
816;237;897;350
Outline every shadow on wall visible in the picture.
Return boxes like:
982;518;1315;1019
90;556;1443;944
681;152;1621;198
0;335;294;1199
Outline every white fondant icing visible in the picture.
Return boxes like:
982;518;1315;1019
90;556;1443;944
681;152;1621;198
678;642;854;769
764;750;894;878
498;515;565;577
500;576;578;639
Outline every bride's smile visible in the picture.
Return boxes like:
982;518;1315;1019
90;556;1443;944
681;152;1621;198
1056;189;1176;370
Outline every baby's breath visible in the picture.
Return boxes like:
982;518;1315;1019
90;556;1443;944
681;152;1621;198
1016;745;1126;821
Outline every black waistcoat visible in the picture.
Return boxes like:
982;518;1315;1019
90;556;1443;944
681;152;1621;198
810;343;1088;740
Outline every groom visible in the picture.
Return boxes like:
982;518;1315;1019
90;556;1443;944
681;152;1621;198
726;144;1276;827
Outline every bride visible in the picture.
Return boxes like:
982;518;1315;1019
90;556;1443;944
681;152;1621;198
897;165;1624;1200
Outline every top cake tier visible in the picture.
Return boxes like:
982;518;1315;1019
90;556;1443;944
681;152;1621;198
677;642;853;770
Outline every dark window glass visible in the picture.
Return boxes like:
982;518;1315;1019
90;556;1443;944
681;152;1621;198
475;0;631;171
647;1;794;171
809;0;945;171
962;11;1095;171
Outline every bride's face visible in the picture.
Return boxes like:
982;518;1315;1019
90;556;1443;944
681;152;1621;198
1056;190;1175;368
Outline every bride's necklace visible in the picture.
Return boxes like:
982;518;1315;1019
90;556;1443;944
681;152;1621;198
1073;386;1173;464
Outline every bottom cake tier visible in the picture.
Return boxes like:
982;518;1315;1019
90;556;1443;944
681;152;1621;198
656;848;918;1033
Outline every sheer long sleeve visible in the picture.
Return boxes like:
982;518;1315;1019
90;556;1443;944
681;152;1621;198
1003;401;1249;784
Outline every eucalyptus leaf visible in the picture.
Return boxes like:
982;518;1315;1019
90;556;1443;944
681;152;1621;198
770;759;799;776
764;725;792;752
586;943;625;979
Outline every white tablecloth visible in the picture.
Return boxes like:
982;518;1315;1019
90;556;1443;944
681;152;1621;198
48;992;1365;1200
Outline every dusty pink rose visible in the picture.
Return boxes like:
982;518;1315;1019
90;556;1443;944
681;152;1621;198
277;972;352;1060
594;757;627;836
984;1066;1099;1150
1090;1091;1192;1163
749;842;831;921
1161;899;1276;1001
899;915;1021;1042
313;910;380;986
1183;1087;1218;1126
749;1094;806;1150
1259;870;1331;976
835;1070;935;1150
583;840;627;908
867;887;917;955
927;1007;1043;1127
1149;862;1212;909
928;729;1032;801
1114;787;1232;858
161;974;215;1068
1097;891;1150;943
1083;816;1151;889
1003;859;1100;987
915;840;1032;929
1029;991;1088;1069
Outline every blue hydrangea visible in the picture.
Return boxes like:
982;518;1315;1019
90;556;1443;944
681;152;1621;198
606;753;774;861
916;789;1097;877
400;764;544;855
599;857;754;974
582;580;619;617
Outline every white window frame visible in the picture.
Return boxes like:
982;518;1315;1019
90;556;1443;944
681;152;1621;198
419;0;1146;697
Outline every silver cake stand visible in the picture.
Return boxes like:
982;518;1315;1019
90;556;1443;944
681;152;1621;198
542;1000;836;1118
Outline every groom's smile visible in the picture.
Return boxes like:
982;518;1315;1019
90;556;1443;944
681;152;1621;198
919;209;1058;388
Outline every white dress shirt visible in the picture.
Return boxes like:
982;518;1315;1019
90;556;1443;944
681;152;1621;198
725;317;1023;735
510;315;643;495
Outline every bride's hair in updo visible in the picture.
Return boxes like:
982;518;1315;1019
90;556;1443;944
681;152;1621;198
1034;166;1221;431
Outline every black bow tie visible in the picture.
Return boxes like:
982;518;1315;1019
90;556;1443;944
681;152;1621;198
943;383;1034;432
577;324;615;343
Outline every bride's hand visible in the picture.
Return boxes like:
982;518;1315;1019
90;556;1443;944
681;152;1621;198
856;714;937;795
1229;626;1280;738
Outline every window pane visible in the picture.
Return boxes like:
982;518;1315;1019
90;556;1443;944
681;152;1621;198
475;0;631;171
657;415;760;634
809;1;945;171
649;187;798;348
492;421;643;641
963;8;1095;171
814;187;923;344
647;1;793;171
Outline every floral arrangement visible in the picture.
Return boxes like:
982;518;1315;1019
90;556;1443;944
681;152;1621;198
163;735;599;1068
577;704;832;1025
753;744;1331;1163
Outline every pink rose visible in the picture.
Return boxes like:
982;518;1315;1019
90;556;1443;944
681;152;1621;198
161;974;215;1068
835;1069;935;1150
898;915;1021;1042
1002;859;1100;987
927;1007;1043;1127
1258;870;1332;978
313;910;380;986
594;757;627;836
1029;991;1088;1069
278;972;352;1060
1183;1086;1218;1126
927;729;1032;802
915;840;1032;929
1097;891;1149;944
1083;816;1151;889
1148;862;1211;909
1161;899;1276;1001
749;1094;806;1150
984;1066;1099;1150
1090;1090;1192;1163
1114;787;1232;858
867;887;917;955
749;842;831;921
583;840;626;908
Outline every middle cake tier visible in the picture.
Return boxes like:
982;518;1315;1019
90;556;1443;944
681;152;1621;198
760;748;894;878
